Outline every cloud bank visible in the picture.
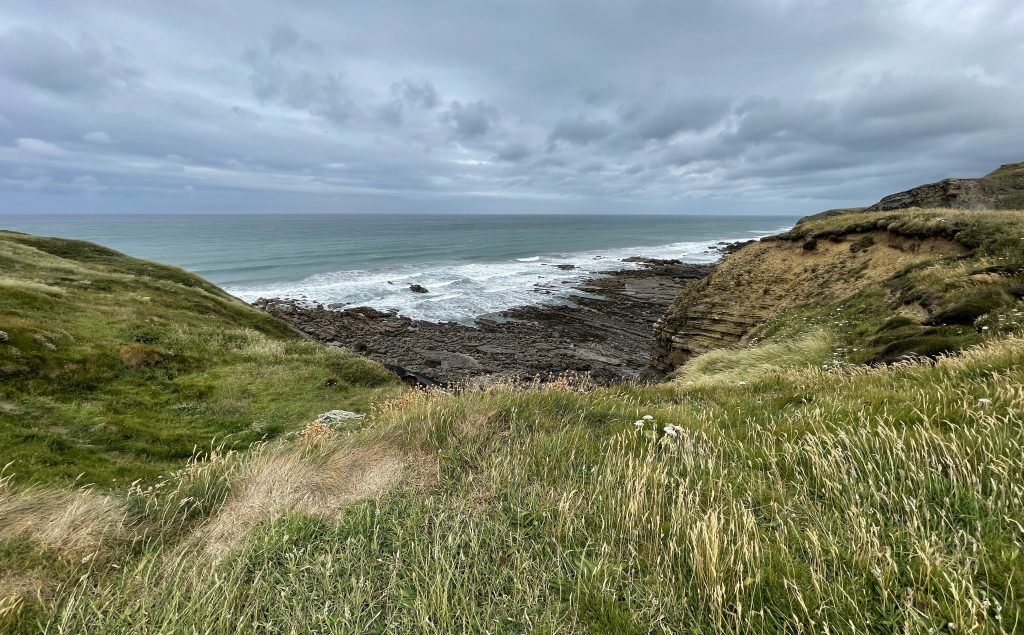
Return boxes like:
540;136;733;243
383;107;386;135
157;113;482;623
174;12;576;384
0;1;1021;213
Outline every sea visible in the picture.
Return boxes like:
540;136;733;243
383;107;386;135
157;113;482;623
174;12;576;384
0;213;797;323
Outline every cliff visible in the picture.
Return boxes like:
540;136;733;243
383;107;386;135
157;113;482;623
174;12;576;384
800;162;1024;226
867;162;1024;212
650;206;1024;375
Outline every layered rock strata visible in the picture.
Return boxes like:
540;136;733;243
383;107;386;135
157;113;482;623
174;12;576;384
256;259;711;386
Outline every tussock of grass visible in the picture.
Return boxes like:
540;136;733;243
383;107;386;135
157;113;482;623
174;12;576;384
673;328;834;384
0;471;131;560
3;336;1019;633
197;438;427;558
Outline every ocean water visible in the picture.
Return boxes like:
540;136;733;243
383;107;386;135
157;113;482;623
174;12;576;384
1;213;797;322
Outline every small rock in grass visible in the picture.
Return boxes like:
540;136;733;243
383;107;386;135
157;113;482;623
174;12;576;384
315;410;365;425
0;331;9;344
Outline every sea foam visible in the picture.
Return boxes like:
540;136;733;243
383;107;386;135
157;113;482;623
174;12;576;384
228;235;768;323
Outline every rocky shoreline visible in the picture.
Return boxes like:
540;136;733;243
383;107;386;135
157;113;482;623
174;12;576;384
254;256;716;387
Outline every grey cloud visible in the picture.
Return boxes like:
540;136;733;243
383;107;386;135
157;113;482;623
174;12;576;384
495;142;531;163
245;27;354;124
633;96;732;140
532;157;568;169
377;78;440;126
578;85;615;105
441;100;499;139
266;24;321;56
82;131;112;144
396;78;440;109
229;106;262;121
547;116;614;146
0;26;139;95
377;100;403;126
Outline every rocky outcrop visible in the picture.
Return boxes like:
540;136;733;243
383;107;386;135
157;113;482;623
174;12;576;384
648;231;967;375
256;259;710;386
867;162;1024;212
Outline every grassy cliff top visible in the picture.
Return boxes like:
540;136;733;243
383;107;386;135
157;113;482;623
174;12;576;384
790;207;1024;255
0;230;399;486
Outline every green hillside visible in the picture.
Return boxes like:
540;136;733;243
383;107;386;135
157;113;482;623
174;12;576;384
0;230;399;486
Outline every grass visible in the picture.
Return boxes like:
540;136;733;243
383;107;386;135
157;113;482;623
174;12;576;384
0;230;401;487
0;335;1016;632
2;211;1023;632
788;208;1024;256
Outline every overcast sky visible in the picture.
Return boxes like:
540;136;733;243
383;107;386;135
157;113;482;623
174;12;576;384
0;1;1021;214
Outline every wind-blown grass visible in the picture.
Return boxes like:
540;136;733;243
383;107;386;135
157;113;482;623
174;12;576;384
6;336;1019;633
3;212;1023;632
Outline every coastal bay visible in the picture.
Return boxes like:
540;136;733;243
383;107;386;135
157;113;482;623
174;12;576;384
254;256;718;386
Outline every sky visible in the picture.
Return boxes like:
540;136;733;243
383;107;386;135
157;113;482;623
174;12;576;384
0;1;1022;215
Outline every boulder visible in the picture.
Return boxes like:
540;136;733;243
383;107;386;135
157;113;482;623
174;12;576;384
0;330;8;343
409;284;429;293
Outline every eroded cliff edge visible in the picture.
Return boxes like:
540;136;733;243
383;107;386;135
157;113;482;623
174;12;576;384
867;162;1024;212
649;207;1024;376
649;223;962;374
649;162;1024;377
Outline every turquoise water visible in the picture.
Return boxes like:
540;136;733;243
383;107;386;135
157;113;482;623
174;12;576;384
0;214;797;321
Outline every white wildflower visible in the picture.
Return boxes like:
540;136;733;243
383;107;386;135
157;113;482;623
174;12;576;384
663;425;679;438
634;420;645;428
642;415;653;420
977;398;992;405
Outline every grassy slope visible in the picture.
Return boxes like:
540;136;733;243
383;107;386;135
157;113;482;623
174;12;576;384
13;334;1022;634
3;212;1023;632
0;230;400;486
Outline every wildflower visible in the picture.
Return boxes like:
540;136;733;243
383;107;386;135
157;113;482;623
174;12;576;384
633;420;644;428
663;425;679;438
642;415;653;420
978;398;992;405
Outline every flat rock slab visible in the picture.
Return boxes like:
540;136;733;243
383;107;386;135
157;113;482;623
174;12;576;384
315;410;365;424
254;259;711;387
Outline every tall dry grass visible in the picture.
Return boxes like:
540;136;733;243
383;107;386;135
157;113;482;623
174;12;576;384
3;337;1022;633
